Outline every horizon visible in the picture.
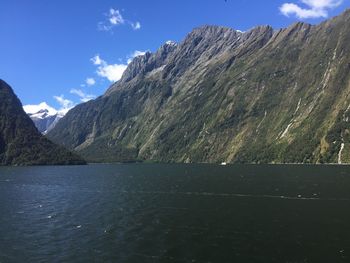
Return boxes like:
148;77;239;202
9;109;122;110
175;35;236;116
1;0;350;114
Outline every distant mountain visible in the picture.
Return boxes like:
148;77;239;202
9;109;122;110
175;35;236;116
25;107;64;134
48;10;350;164
23;102;65;134
0;79;85;165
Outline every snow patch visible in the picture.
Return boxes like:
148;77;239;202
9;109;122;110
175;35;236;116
165;40;177;46
23;102;57;116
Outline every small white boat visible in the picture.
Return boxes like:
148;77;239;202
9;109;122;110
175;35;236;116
220;162;227;166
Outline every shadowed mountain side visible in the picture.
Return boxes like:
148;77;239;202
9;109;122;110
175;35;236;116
0;80;85;165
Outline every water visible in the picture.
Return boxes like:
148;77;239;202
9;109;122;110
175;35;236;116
0;164;350;262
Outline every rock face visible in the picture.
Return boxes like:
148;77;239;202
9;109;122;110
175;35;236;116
27;109;64;134
48;10;350;164
0;80;85;165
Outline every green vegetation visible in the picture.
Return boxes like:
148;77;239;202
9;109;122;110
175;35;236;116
48;10;350;164
0;80;86;166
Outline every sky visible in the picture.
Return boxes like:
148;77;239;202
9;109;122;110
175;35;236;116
1;0;350;113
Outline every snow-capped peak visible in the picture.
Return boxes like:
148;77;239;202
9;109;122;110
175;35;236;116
29;109;51;119
23;102;66;133
23;102;57;116
165;40;177;46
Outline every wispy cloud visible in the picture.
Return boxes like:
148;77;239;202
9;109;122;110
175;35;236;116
280;0;343;19
70;89;96;102
131;21;141;30
52;89;96;114
53;95;75;114
37;50;146;115
109;9;125;25
86;78;96;86
98;8;141;32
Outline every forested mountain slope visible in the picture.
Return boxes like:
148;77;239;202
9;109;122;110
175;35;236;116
48;10;350;164
0;80;85;165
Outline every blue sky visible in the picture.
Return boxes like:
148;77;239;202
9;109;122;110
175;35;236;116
1;0;350;113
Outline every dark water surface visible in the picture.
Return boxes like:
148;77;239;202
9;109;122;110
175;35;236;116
0;164;350;262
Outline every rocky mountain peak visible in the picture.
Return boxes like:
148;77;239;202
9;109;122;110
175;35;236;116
182;25;241;48
165;40;177;46
189;25;239;37
120;40;179;84
106;40;178;95
48;12;350;164
107;24;275;95
119;52;152;83
241;25;273;40
0;79;12;94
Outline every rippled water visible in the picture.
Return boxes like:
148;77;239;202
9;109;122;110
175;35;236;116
0;164;350;262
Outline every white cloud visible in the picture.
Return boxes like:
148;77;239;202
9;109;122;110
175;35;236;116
26;84;97;118
90;54;127;82
50;89;96;116
98;64;128;82
53;95;75;114
280;0;343;19
98;8;125;31
86;77;96;86
70;89;96;102
90;50;147;82
91;55;103;65
131;21;141;30
23;102;57;115
98;8;141;32
109;8;125;25
280;3;327;18
301;0;342;9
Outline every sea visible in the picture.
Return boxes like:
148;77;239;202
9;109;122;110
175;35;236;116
0;164;349;262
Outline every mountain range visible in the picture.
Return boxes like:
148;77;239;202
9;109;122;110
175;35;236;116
24;104;64;134
45;9;350;164
0;79;85;165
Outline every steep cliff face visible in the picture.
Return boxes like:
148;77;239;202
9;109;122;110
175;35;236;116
0;80;85;165
48;10;350;164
